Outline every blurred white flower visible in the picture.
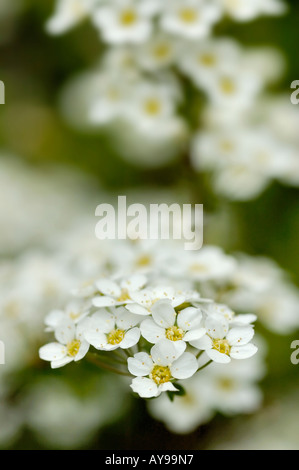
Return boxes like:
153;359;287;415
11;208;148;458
92;0;159;44
218;0;286;22
147;374;214;434
46;0;99;35
160;0;221;39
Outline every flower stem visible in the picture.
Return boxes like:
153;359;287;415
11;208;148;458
86;353;131;377
197;360;213;373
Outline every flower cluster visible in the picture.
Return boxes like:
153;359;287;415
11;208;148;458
45;0;298;200
39;273;258;399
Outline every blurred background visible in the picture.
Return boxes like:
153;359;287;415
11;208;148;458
0;0;299;450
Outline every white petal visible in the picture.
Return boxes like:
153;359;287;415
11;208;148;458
130;377;160;398
140;319;165;343
231;314;257;325
151;339;183;366
189;334;212;350
159;382;179;393
121;274;147;291
39;343;66;362
227;326;254;346
84;329;107;349
90;310;115;333
205;313;229;339
152;299;176;328
54;319;75;344
183;328;206;342
230;343;258;360
206;349;231;364
120;327;140;349
74;340;89;361
177;307;202;331
44;309;65;330
125;303;150;316
92;296;117;307
128;353;153;376
95;279;121;298
51;356;74;369
115;307;143;329
170;352;198;379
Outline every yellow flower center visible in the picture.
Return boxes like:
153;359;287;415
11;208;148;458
107;329;125;345
218;377;234;391
190;263;208;273
67;340;81;357
144;99;162;116
199;53;216;67
220;77;236;95
150;365;172;384
165;326;185;341
119;9;137;26
212;339;231;356
135;254;152;267
117;288;131;302
153;44;171;59
220;140;234;153
179;8;198;23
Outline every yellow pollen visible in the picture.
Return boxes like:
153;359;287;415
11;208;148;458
119;9;137;26
117;288;131;302
212;339;231;356
199;53;216;67
107;329;125;345
220;77;236;95
67;340;81;357
150;365;172;384
190;263;208;273
136;255;152;267
144;99;162;116
69;311;80;320
218;377;234;391
154;44;171;59
165;326;185;341
179;8;198;23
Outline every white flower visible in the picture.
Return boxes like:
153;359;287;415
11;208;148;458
133;32;179;72
160;0;221;39
123;81;179;133
125;285;203;316
128;339;198;398
92;274;147;308
198;357;264;415
39;318;90;368
190;313;257;363
167;245;237;282
219;0;286;22
147;374;214;434
83;307;141;350
178;38;240;89
203;64;263;110
92;0;159;44
44;300;90;332
46;0;98;35
140;299;205;349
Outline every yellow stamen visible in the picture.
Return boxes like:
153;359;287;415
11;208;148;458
150;365;172;384
107;329;125;345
